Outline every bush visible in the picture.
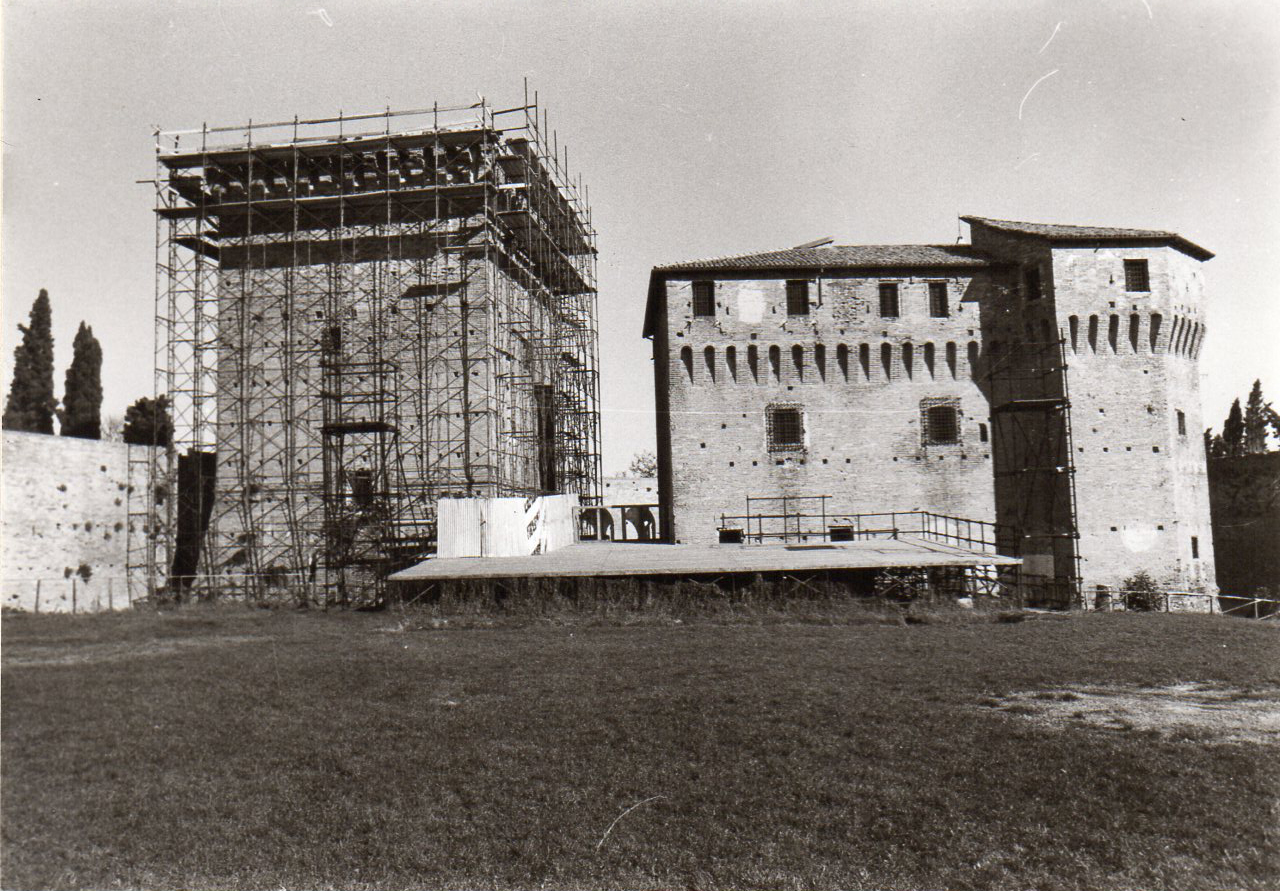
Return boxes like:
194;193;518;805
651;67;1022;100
1122;570;1164;612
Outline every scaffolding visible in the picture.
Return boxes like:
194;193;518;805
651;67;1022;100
138;88;601;604
983;334;1081;607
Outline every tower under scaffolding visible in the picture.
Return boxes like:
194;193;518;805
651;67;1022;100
136;91;601;604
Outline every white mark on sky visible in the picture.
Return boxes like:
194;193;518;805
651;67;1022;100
308;8;334;27
1018;69;1060;120
1015;153;1041;170
1039;22;1063;54
1137;0;1153;19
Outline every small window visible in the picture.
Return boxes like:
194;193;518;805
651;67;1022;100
1124;259;1150;292
928;282;948;317
1191;536;1199;559
1176;409;1186;436
979;422;989;443
879;282;899;318
692;281;715;317
766;404;804;451
921;399;961;445
786;280;810;316
1024;266;1042;300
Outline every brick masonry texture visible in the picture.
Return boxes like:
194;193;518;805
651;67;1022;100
1;431;150;612
651;220;1219;596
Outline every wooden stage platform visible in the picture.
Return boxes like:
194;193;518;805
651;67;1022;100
389;536;1020;582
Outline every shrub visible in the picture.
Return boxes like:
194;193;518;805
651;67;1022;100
1123;570;1164;612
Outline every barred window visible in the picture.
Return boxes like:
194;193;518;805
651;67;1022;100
692;281;715;317
921;398;961;445
928;282;949;317
766;404;804;451
1124;259;1150;292
879;282;900;318
786;280;810;316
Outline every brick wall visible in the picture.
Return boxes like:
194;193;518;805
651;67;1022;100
1;431;150;612
655;270;997;544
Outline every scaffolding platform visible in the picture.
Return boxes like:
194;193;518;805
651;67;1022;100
389;537;1020;582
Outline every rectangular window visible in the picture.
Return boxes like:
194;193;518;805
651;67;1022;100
879;282;900;318
1124;259;1150;292
766;404;805;451
928;282;949;318
1176;409;1186;436
1191;536;1199;559
921;398;961;445
692;281;715;317
786;280;810;316
1024;266;1042;300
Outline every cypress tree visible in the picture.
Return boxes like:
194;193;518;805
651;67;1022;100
1222;398;1245;458
59;322;103;439
1243;379;1274;455
123;395;173;448
2;290;57;434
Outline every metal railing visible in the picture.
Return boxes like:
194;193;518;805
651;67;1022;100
577;503;662;543
716;506;1007;555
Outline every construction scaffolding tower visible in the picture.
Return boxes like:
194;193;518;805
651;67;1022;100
139;88;601;604
984;334;1081;607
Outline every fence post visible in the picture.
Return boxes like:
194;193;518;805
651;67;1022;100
34;579;41;614
72;577;77;614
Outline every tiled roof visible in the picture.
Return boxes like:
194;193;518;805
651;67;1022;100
653;244;994;273
961;216;1214;260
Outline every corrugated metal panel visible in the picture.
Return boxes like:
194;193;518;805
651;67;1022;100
436;495;581;558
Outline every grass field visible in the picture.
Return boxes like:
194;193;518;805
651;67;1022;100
3;606;1278;890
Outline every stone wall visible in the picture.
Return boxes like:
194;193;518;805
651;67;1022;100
1209;452;1280;600
1;431;150;612
655;270;998;544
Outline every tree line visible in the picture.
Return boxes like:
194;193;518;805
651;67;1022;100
1205;380;1280;458
3;290;171;446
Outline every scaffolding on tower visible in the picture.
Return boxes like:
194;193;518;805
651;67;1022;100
136;87;601;605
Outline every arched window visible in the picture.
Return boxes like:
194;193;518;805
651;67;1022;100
837;344;849;381
725;345;737;382
680;346;694;382
902;343;914;379
945;342;957;379
768;345;781;382
880;343;893;380
1149;313;1162;352
1129;314;1141;352
814;343;827;382
1193;323;1205;357
1171;317;1184;354
967;341;979;375
1087;315;1099;353
704;346;716;383
923;342;936;379
1069;315;1079;353
792;344;805;382
747;344;759;382
859;343;871;379
1108;315;1120;353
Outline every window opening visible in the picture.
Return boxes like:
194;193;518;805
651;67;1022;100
967;341;978;374
945;341;957;379
1191;536;1199;559
1024;266;1042;300
880;343;893;379
792;345;805;382
786;280;810;316
879;282;900;318
1149;312;1162;352
837;344;849;381
902;342;914;379
768;345;780;382
692;281;715;317
923;342;936;379
1088;315;1099;353
680;346;693;382
1069;315;1079;353
814;343;826;381
766;404;805;452
921;398;961;445
979;422;989;443
1176;409;1186;436
1108;314;1120;353
704;346;716;383
927;281;948;318
1124;259;1150;292
747;344;759;382
859;343;871;379
726;345;737;382
1129;314;1140;352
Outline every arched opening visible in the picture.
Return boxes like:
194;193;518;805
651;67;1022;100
1129;313;1141;352
967;341;978;375
837;344;849;381
725;345;737;382
923;342;936;379
769;345;781;382
1069;315;1079;353
1087;315;1099;353
859;343;871;380
1108;315;1120;353
680;346;693;382
747;344;759;382
704;346;716;383
792;344;805;382
1149;312;1162;352
902;343;914;379
814;343;827;382
946;341;957;379
880;343;893;380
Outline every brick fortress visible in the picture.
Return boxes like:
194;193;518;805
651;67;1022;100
644;217;1216;596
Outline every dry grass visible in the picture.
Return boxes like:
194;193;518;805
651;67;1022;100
3;606;1278;890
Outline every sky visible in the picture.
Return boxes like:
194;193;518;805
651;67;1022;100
3;0;1278;473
